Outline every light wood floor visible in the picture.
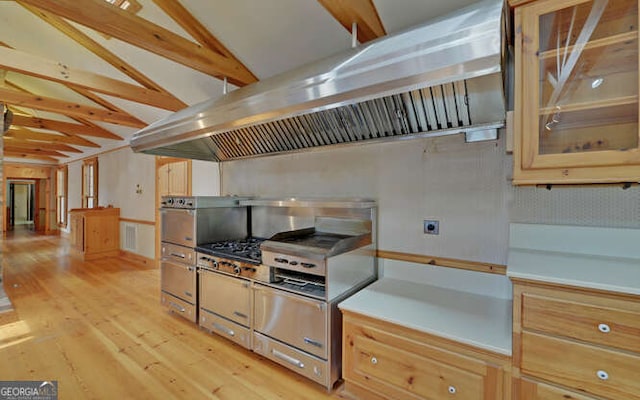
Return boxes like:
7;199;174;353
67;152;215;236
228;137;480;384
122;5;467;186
0;227;350;399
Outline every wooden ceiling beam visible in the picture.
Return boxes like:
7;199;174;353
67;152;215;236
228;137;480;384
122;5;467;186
3;151;59;162
4;145;69;158
0;46;185;111
19;0;257;86
5;127;100;148
18;3;176;95
6;80;125;140
3;137;82;153
317;0;386;43
13;112;123;140
0;86;145;128
151;0;257;86
68;86;145;128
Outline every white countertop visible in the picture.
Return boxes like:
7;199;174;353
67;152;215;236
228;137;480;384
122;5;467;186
338;277;512;356
508;224;640;296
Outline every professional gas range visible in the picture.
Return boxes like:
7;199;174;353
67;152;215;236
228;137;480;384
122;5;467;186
194;217;375;389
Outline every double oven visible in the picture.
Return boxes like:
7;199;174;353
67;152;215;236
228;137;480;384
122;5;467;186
159;196;248;322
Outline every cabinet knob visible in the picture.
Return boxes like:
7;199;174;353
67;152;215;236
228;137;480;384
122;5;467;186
370;356;378;365
448;386;456;394
596;370;609;381
598;323;611;333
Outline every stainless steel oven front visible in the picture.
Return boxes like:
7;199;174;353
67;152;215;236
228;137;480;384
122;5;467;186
160;242;197;322
160;207;247;248
198;268;252;349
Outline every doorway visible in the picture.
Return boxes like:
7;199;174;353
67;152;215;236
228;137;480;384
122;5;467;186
6;180;41;231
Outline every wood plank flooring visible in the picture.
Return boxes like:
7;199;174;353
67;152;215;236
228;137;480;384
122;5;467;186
0;228;350;399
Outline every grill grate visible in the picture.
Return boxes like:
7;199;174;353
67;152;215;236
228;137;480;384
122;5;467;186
208;80;480;161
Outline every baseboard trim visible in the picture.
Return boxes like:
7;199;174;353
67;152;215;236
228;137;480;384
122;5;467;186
120;250;155;268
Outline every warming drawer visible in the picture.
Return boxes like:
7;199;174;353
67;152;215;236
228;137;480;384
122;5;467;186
253;283;327;359
253;332;328;387
161;292;196;323
200;309;251;349
161;260;196;303
161;242;195;265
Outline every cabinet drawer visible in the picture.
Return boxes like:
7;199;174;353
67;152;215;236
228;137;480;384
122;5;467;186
522;331;640;400
344;320;491;400
161;293;196;323
522;293;640;353
520;379;598;400
199;309;251;350
252;332;329;388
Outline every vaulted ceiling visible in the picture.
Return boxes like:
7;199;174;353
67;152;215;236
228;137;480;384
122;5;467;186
0;0;477;164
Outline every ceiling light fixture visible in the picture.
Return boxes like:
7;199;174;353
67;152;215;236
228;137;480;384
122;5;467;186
591;77;604;89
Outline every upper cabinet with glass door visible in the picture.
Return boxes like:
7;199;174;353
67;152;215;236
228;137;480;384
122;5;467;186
512;0;640;184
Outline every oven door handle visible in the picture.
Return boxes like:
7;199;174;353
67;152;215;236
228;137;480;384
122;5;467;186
272;349;305;369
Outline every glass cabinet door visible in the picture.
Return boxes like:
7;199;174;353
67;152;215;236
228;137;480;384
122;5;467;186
519;0;640;169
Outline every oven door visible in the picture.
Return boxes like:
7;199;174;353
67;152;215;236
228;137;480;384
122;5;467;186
253;283;327;359
161;260;196;304
160;208;196;247
199;269;251;327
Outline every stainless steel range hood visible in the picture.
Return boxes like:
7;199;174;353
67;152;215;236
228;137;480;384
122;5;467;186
130;0;507;162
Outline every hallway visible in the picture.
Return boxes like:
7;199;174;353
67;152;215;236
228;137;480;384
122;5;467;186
0;230;343;399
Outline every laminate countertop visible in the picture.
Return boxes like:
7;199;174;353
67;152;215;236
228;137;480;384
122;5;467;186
338;277;512;356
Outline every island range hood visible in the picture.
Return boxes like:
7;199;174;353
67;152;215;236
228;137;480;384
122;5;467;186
130;0;507;162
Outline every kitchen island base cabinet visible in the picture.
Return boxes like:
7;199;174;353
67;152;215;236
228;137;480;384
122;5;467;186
342;312;511;400
69;207;120;261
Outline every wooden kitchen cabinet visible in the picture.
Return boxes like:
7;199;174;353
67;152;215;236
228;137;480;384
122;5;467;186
513;280;640;400
342;311;511;400
512;0;640;184
69;207;120;260
157;159;190;196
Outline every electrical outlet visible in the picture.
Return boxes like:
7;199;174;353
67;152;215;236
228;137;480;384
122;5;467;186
423;220;439;235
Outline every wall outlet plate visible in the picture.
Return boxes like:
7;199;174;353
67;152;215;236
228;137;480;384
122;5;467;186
424;220;439;235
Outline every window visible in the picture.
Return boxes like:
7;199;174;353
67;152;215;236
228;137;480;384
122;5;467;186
56;165;68;227
82;158;98;208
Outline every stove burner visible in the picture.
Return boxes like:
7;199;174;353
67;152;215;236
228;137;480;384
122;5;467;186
196;237;264;264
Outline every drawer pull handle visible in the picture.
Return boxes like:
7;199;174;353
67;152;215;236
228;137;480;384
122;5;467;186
168;301;185;313
212;322;235;337
598;323;611;333
272;349;304;368
597;370;609;380
448;386;456;394
371;357;378;365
